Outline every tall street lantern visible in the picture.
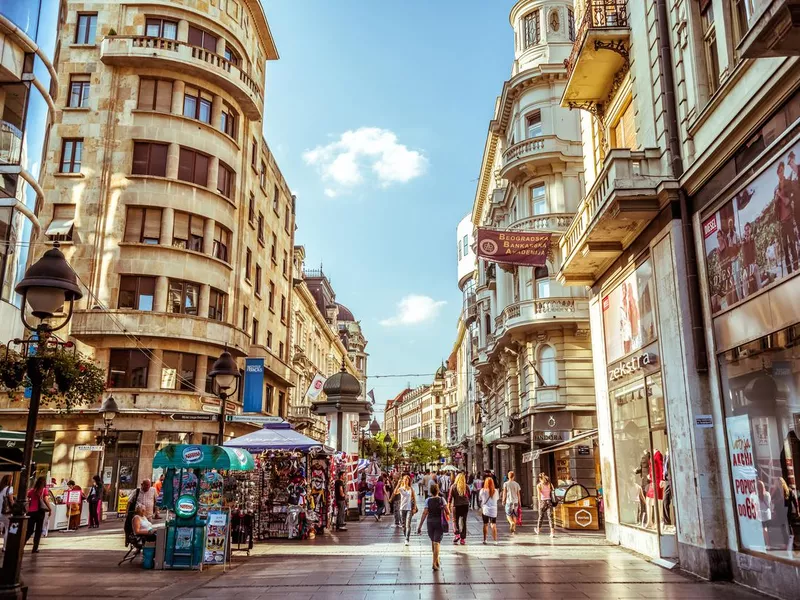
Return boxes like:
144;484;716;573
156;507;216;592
209;349;240;443
384;433;393;470
369;418;381;437
96;395;119;489
0;244;82;599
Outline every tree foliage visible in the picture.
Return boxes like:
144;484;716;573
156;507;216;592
403;438;448;468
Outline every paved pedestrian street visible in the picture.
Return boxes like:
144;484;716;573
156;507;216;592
20;508;769;600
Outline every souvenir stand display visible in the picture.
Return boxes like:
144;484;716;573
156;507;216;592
152;444;255;570
225;422;335;541
354;458;382;516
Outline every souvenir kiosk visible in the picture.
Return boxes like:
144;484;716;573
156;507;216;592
553;482;600;531
225;421;335;540
152;444;255;569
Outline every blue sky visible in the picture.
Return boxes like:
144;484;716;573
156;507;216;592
262;1;517;415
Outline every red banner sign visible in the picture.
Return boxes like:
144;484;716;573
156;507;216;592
476;228;551;266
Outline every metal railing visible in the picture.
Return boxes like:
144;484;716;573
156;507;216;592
508;213;574;232
565;0;629;77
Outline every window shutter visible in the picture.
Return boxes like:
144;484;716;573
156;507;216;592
699;0;712;12
149;143;168;177
53;204;75;220
203;31;218;52
132;142;149;175
188;26;203;47
124;207;143;242
178;148;193;182
138;79;155;110
173;212;189;240
191;215;205;238
143;208;161;240
155;80;172;112
621;102;636;149
194;153;209;186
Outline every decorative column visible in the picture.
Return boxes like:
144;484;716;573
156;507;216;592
202;218;215;256
147;349;164;390
171;80;185;115
198;284;210;319
166;143;180;179
154;276;169;312
208;157;219;194
160;208;174;246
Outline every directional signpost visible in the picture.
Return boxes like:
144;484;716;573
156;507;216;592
225;415;285;424
170;413;216;422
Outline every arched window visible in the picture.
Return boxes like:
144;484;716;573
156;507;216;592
539;345;557;386
535;266;550;299
484;313;492;337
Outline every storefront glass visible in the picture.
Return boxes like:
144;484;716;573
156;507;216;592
719;323;800;562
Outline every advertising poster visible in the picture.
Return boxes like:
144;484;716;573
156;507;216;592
198;471;224;516
602;260;657;364
703;137;800;314
203;510;229;565
726;415;767;551
116;490;133;517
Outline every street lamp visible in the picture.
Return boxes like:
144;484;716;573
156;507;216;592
209;349;240;443
0;244;82;599
384;433;392;470
96;395;119;487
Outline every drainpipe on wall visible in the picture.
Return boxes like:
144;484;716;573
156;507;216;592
654;0;709;373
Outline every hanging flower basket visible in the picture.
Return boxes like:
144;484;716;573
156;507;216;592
0;357;25;389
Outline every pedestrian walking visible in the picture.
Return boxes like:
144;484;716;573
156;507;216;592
471;472;483;510
1;474;14;551
374;475;386;521
535;473;555;538
421;471;430;498
479;476;499;544
25;476;51;553
334;471;348;531
416;482;450;571
438;471;451;496
391;475;417;545
389;476;403;528
501;471;522;534
448;473;470;545
357;473;369;516
87;475;103;528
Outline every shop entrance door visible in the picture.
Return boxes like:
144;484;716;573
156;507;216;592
105;432;141;511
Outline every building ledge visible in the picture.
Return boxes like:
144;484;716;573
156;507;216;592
739;0;800;59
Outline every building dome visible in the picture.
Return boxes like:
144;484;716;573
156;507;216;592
435;362;446;379
323;366;361;398
336;303;355;322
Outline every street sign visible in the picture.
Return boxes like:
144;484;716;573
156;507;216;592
201;404;222;414
76;445;104;452
170;413;216;422
225;415;285;424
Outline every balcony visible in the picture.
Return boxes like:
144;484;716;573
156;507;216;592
500;135;583;181
508;213;573;233
558;148;679;286
464;294;478;326
562;0;630;110
739;0;800;58
100;36;264;119
0;120;22;165
491;298;590;352
70;310;251;355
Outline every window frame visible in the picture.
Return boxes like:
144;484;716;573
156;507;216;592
177;147;210;187
268;281;275;311
701;2;721;96
217;160;234;198
208;287;227;321
145;17;178;39
161;351;197;391
108;349;150;389
131;141;168;177
68;74;90;108
255;264;262;296
221;102;238;139
75;13;98;45
137;78;173;112
124;206;162;244
183;86;213;124
118;275;156;311
248;193;256;227
526;110;543;139
531;183;547;215
187;25;218;53
212;223;230;262
252;318;259;344
245;247;252;281
60;138;83;174
522;10;540;49
172;211;205;252
168;279;201;316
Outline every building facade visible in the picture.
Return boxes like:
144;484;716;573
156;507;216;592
556;0;800;595
0;2;64;342
289;248;361;441
469;0;597;509
1;0;299;509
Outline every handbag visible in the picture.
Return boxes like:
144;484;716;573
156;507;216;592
439;499;449;533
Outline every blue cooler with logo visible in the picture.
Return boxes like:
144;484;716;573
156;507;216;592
164;493;205;569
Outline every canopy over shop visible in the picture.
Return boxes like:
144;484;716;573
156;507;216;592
225;422;335;540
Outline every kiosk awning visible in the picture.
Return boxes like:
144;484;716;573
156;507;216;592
225;422;334;454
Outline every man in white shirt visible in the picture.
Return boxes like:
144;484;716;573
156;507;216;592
128;479;159;520
501;471;522;534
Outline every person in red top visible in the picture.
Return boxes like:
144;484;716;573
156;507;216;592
25;476;51;552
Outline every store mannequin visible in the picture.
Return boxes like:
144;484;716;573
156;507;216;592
635;450;650;526
661;450;673;526
645;450;663;529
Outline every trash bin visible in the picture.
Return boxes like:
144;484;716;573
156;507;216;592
142;545;155;569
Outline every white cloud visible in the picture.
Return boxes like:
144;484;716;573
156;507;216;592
303;127;426;196
380;295;446;327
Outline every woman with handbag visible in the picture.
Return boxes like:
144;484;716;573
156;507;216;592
25;476;51;553
448;473;470;545
391;475;417;545
416;482;450;571
479;477;499;544
535;473;556;538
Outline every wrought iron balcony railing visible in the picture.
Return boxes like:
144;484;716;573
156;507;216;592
565;0;629;77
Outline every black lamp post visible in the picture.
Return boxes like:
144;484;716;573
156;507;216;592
96;395;119;487
384;433;392;470
209;350;240;443
0;245;82;599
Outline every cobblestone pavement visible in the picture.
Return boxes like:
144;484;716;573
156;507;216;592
19;508;771;599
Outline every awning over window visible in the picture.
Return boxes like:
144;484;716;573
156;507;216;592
45;219;74;236
523;429;598;462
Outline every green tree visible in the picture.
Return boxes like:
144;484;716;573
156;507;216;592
362;432;401;465
403;438;448;468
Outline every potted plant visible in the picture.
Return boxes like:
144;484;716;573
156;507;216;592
51;349;79;393
0;351;25;389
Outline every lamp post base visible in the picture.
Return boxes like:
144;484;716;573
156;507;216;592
0;514;30;600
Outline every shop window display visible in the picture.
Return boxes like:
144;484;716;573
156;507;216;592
720;324;800;562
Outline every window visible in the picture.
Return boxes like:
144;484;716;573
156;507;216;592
257;212;264;243
132;141;168;177
538;345;556;386
145;18;177;39
217;161;234;198
68;75;90;108
282;251;288;278
187;25;218;52
701;2;720;95
118;275;155;311
458;242;462;261
265;385;273;413
108;349;150;388
534;266;550;299
522;11;540;48
731;0;754;48
242;305;249;330
271;233;277;262
161;351;197;391
248;194;255;226
208;288;226;321
245;248;252;280
212;224;230;262
255;264;262;295
223;45;240;66
611;100;636;150
531;183;547;215
138;78;173;112
568;8;575;42
266;330;273;349
173;212;204;251
177;148;209;186
75;13;97;44
251;139;258;169
205;356;217;394
45;204;76;241
273;183;280;213
280;295;286;322
462;235;468;257
60;139;83;173
221;103;238;139
183;86;212;123
278;342;284;360
124;207;162;244
168;279;200;315
268;281;275;310
526;111;542;139
252;318;259;344
260;161;267;188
